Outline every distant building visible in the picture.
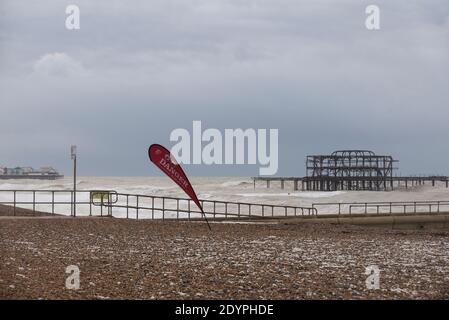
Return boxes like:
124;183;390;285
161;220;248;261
5;167;25;175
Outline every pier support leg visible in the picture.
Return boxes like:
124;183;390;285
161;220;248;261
281;180;284;190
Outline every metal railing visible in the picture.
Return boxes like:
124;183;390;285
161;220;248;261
0;190;115;217
95;192;317;220
3;190;448;219
0;190;317;220
312;200;449;216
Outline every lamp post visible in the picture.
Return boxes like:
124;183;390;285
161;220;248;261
71;145;77;217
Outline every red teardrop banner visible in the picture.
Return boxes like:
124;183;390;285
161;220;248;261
148;144;211;230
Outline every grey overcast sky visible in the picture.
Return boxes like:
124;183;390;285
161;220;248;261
1;0;448;176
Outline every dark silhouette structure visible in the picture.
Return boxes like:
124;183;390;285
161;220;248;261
253;149;449;191
304;150;397;191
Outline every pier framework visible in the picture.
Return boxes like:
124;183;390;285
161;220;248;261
253;150;449;191
305;150;396;191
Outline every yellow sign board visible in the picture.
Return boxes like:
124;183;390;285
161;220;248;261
90;191;111;204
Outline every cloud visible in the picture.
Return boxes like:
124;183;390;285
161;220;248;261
32;52;87;77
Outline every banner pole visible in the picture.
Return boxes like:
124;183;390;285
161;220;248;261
200;208;211;231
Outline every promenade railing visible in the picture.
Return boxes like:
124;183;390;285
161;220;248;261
312;200;449;216
0;190;317;220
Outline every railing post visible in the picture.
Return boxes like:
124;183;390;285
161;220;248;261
52;191;55;215
74;190;77;218
225;203;227;219
33;191;36;215
136;195;139;220
188;200;191;220
99;194;104;216
13;191;16;216
152;197;154;219
89;192;92;216
126;195;129;219
177;199;179;220
108;193;112;217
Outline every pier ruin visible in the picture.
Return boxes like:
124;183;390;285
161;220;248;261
305;150;396;191
253;149;449;191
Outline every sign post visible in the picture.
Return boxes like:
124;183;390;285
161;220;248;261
71;145;77;217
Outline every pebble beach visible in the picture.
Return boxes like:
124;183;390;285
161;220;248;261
1;207;448;300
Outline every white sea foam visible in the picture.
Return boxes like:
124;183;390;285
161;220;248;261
221;180;252;187
236;191;345;198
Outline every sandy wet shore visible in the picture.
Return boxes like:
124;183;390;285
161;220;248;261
1;213;448;300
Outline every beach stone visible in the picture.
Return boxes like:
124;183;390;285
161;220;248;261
0;216;448;299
